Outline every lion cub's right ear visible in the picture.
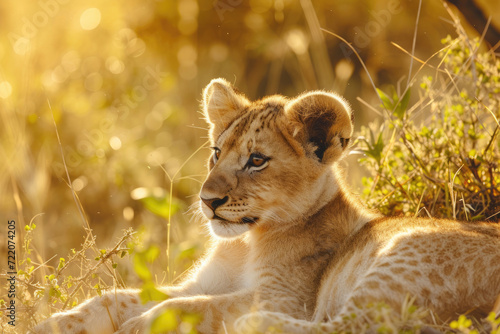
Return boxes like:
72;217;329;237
203;78;250;140
285;91;353;164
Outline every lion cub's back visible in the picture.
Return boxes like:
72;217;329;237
315;218;500;321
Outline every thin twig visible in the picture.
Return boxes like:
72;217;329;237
61;229;135;310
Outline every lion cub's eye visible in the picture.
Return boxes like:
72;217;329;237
212;147;221;163
246;153;270;170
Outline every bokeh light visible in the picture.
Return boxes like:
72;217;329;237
0;81;12;99
80;8;102;30
109;136;122;150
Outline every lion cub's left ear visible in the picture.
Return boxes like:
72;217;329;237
203;78;250;140
285;91;353;163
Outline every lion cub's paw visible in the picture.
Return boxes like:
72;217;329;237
30;310;116;334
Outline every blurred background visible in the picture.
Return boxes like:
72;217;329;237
0;0;499;329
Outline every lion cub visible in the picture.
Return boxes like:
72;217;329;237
33;79;500;334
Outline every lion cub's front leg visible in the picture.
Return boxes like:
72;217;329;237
30;289;150;334
31;237;249;333
116;290;254;334
30;285;204;334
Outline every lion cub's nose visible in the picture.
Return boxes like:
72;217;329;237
201;196;229;211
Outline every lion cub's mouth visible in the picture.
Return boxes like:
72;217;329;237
213;215;258;225
240;217;258;224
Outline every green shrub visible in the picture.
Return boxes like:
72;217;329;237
358;34;500;222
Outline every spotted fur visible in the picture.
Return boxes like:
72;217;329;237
32;79;500;334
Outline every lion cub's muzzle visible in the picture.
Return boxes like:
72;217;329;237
200;195;257;224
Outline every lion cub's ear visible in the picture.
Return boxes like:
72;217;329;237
285;91;353;163
203;78;250;139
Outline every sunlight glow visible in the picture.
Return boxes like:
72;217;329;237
109;136;122;150
286;29;308;55
106;56;125;74
80;8;101;31
72;177;87;192
0;81;12;99
123;207;134;221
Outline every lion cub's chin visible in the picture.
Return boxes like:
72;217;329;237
209;219;251;238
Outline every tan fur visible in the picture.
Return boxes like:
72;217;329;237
32;79;500;334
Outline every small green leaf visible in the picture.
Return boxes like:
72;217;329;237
94;283;102;296
176;246;197;262
150;309;178;334
132;245;161;281
49;287;62;298
394;89;411;119
376;88;394;110
132;187;181;219
361;128;385;164
144;245;160;263
133;254;152;281
57;258;65;270
140;196;180;219
140;282;169;304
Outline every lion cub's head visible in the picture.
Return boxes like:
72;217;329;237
199;78;353;238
